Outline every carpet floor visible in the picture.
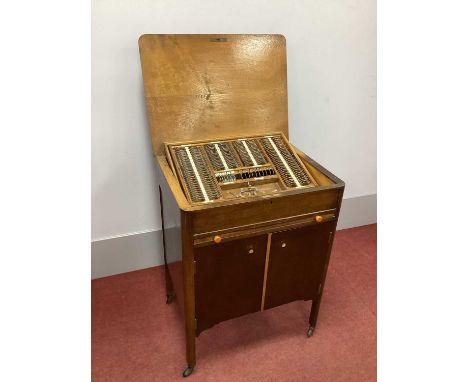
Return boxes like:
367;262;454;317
92;224;376;381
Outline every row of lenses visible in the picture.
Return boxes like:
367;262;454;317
260;137;311;188
174;148;206;202
270;136;311;186
204;142;240;170
232;140;267;167
174;147;221;202
237;168;275;180
215;171;236;183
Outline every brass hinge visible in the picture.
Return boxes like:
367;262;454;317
328;232;333;243
318;283;322;295
193;260;196;274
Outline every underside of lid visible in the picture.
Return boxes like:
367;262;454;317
138;34;289;156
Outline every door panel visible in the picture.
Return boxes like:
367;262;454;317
194;235;267;334
264;222;333;310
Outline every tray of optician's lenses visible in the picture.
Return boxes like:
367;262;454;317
166;133;318;204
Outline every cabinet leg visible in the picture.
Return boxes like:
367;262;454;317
181;211;196;377
159;186;175;304
164;254;174;304
182;365;194;378
183;323;196;377
308;296;322;337
165;290;174;304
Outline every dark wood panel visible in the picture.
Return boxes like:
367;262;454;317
264;222;333;310
194;234;267;335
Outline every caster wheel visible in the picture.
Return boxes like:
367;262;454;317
166;292;174;304
307;326;315;338
182;366;194;377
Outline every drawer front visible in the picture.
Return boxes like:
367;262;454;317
194;234;268;335
193;211;336;247
264;221;333;310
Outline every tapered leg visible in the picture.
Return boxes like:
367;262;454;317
183;326;196;377
159;186;174;304
181;212;196;377
307;296;323;337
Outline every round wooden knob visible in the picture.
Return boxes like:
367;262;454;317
213;235;222;244
315;215;323;223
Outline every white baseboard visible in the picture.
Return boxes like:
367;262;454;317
91;194;376;279
337;193;377;230
91;230;163;279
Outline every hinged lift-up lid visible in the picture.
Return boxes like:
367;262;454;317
138;34;289;156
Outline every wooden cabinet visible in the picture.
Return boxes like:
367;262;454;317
139;34;345;377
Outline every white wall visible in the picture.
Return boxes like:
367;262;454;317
92;0;376;241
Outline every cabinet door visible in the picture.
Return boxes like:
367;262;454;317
194;234;267;334
264;222;333;310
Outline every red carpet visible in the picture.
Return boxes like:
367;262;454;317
92;224;376;381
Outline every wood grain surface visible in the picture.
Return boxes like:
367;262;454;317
139;34;288;156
